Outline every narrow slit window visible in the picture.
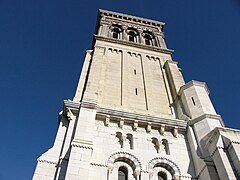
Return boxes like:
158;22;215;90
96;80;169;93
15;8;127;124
135;88;138;95
128;31;136;42
191;97;196;106
134;69;136;75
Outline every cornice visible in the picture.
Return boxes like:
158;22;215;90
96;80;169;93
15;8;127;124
71;139;93;150
188;113;224;126
94;35;174;55
178;80;210;96
63;100;80;111
205;127;240;148
99;9;165;28
96;106;187;130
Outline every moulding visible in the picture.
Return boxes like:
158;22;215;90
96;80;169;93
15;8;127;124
107;151;142;171
148;157;181;176
95;35;174;55
90;162;108;167
178;80;210;96
189;113;224;127
99;9;165;28
96;106;187;130
37;159;57;165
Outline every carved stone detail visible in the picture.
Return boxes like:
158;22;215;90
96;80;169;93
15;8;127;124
147;122;152;133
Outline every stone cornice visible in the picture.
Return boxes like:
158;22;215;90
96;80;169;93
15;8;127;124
71;139;93;150
205;127;240;149
81;98;98;109
96;106;187;130
188;113;224;127
99;9;165;28
63;100;80;112
94;35;174;55
178;80;210;96
63;100;187;131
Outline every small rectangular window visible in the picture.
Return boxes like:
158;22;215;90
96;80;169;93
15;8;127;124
191;97;196;106
134;69;136;75
135;88;138;95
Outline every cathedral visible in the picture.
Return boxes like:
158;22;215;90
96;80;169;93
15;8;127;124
33;10;240;180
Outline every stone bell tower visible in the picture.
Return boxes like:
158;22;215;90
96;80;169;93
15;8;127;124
33;10;240;180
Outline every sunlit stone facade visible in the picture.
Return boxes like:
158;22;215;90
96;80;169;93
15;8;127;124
33;10;240;180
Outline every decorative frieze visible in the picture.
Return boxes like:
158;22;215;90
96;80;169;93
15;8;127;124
119;118;124;128
104;115;110;126
95;111;187;136
160;124;165;135
90;162;108;167
147;122;152;133
37;159;57;165
173;127;178;137
133;120;138;131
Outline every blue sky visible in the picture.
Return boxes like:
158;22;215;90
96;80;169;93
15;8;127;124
0;0;240;179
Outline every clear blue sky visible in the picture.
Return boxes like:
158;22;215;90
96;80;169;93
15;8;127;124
0;0;240;179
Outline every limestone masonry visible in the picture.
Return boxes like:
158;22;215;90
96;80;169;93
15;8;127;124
33;10;240;180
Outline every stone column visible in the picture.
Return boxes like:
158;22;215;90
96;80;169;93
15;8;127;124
98;24;103;36
134;170;141;180
138;29;144;44
101;23;110;37
154;33;161;47
122;25;128;40
64;106;96;180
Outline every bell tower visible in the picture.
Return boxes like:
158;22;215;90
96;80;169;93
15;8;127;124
33;10;240;180
73;9;181;119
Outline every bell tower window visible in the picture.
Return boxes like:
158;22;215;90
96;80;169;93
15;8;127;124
128;30;138;42
112;28;120;39
118;166;128;180
129;31;135;42
145;34;152;45
158;171;167;180
111;25;122;40
143;31;155;46
145;38;151;45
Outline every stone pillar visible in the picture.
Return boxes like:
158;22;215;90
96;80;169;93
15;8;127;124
134;170;141;180
122;25;128;41
65;105;96;180
164;60;185;101
100;23;110;37
157;36;167;48
98;24;103;36
138;29;143;44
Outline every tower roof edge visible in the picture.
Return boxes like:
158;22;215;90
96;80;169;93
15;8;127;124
98;9;165;27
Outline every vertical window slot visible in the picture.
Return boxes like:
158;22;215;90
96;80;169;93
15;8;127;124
191;97;196;106
135;88;138;95
134;69;136;75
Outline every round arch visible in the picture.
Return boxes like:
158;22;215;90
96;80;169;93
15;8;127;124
148;157;181;179
107;151;142;172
